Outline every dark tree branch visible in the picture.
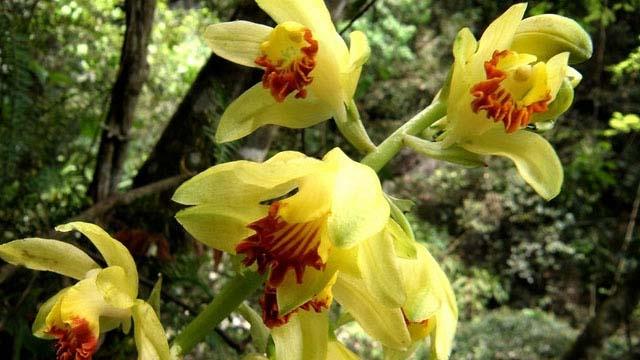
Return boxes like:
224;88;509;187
339;0;378;35
73;174;190;222
133;1;266;187
89;0;157;201
562;180;640;360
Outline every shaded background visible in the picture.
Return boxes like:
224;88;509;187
1;0;639;358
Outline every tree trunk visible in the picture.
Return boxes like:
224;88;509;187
561;261;640;360
89;0;157;201
133;1;267;186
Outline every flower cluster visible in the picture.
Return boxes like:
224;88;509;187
0;1;592;360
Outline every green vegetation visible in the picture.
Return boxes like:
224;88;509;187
1;0;639;359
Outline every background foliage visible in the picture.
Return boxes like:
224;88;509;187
1;0;640;358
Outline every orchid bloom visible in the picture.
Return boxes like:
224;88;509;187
389;240;458;360
173;148;422;353
0;222;170;360
435;3;591;200
203;0;372;151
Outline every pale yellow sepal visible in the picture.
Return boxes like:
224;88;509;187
461;127;563;200
324;148;389;248
0;238;99;280
255;0;336;35
32;288;69;338
215;83;334;143
357;229;406;308
175;204;258;254
333;273;411;350
272;310;329;360
132;300;171;360
56;222;138;298
327;339;360;360
203;21;272;68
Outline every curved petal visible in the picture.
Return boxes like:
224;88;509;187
0;238;99;280
357;229;406;308
324;148;390;248
473;4;527;66
461;128;563;200
33;288;69;338
59;278;129;339
175;204;261;254
255;0;335;34
342;31;370;99
327;339;359;360
132;300;171;360
277;258;339;315
272;310;329;360
172;151;321;206
215;83;335;143
56;222;138;298
96;266;135;309
333;273;411;350
203;21;272;68
545;52;570;102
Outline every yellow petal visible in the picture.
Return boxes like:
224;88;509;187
175;204;258;254
215;83;335;143
255;0;335;35
271;310;329;360
474;4;527;66
172;151;321;206
277;259;339;315
327;339;359;360
342;31;370;99
324;148;390;248
203;21;272;68
277;165;334;223
461;128;563;200
33;288;69;338
56;222;138;298
96;266;135;309
132;300;171;360
60;278;129;339
333;273;411;350
545;52;570;102
0;238;99;280
357;229;406;308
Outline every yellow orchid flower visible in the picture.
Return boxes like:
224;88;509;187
0;222;170;360
173;148;416;350
202;0;372;151
385;241;458;360
271;310;360;360
435;3;591;200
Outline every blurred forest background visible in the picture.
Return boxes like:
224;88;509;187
1;0;640;359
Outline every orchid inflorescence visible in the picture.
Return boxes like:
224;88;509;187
0;1;591;360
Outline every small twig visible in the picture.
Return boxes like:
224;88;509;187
613;180;640;288
338;0;378;35
70;173;191;222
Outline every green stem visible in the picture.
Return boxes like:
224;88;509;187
170;271;264;357
360;101;446;171
335;99;377;154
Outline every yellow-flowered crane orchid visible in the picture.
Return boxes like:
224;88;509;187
387;240;458;360
202;0;374;152
0;222;170;360
433;3;591;200
173;148;420;351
